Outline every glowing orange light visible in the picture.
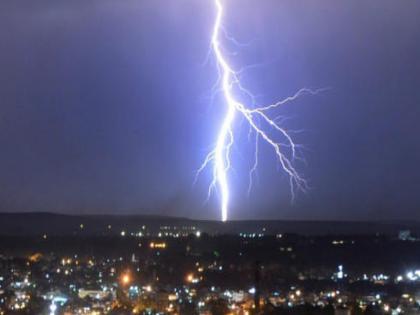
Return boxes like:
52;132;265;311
187;274;194;282
121;273;131;286
150;242;166;249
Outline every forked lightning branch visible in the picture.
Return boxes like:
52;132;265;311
197;0;323;221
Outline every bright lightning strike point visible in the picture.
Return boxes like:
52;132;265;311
198;0;325;222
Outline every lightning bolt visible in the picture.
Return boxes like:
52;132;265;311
197;0;324;222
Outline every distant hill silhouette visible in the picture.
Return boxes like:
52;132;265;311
0;212;418;236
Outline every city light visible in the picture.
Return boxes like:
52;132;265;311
49;302;57;315
149;242;167;249
121;273;131;286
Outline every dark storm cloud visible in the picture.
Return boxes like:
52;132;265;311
0;0;419;220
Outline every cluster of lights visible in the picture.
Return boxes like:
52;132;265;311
6;236;420;315
405;270;420;281
186;273;200;284
149;242;167;249
119;226;201;238
239;233;264;238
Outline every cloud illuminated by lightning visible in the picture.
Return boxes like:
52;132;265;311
197;0;324;222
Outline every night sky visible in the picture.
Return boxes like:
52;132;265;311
1;0;419;220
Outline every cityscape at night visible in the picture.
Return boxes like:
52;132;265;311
1;0;419;314
1;215;420;314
